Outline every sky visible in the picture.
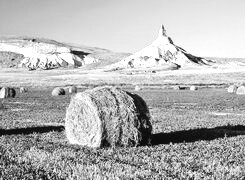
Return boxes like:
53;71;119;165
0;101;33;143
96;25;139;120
0;0;245;57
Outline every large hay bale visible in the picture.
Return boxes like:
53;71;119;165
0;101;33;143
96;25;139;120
20;87;28;93
68;86;77;94
227;85;237;93
65;86;152;148
0;87;16;98
190;85;198;91
236;86;245;95
52;87;65;96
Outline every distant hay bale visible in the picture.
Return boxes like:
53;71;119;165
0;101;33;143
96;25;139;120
190;86;198;91
161;86;168;90
20;87;28;93
129;72;136;75
134;85;141;91
173;85;180;90
65;86;152;148
0;87;16;98
236;86;245;95
52;87;65;96
68;86;77;94
227;85;237;93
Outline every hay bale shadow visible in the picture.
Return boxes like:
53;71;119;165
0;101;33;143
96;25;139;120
151;125;245;145
0;125;64;136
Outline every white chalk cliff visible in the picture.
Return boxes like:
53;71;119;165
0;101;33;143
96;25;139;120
0;38;97;70
114;25;213;69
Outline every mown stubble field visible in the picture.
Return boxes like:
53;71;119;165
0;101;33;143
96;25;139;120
1;87;245;179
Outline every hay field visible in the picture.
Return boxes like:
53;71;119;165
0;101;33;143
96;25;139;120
1;87;245;179
2;67;245;88
0;56;245;88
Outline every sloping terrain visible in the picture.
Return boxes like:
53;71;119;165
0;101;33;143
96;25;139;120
111;25;214;70
0;37;100;70
1;33;245;74
1;33;245;89
0;51;24;68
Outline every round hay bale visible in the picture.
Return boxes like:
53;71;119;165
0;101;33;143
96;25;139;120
52;87;65;96
68;86;77;94
190;86;198;91
134;85;141;91
20;87;28;93
0;87;16;98
227;85;237;93
65;86;152;148
173;85;180;90
236;86;245;95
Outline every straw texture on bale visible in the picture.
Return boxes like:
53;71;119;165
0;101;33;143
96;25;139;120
190;86;197;91
227;85;237;93
52;87;65;96
0;87;16;98
65;86;152;148
236;86;245;95
68;86;77;94
20;87;28;93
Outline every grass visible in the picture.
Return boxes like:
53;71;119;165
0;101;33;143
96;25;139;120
2;66;245;88
1;88;245;179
